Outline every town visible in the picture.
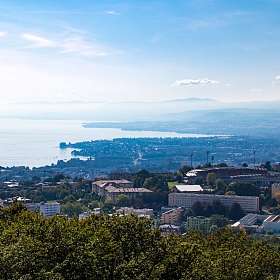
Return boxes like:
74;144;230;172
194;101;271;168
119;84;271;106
2;162;280;237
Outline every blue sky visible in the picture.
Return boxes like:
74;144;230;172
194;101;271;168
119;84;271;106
0;0;280;108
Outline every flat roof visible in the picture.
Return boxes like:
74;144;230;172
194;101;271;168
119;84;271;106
175;185;203;192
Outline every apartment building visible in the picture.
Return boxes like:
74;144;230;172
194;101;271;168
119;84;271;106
186;216;213;234
115;207;154;218
39;202;61;217
92;180;152;202
168;193;259;213
160;207;184;225
272;183;280;200
92;180;133;196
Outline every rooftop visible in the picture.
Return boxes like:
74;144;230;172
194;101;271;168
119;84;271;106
175;185;203;193
94;179;132;187
105;186;152;193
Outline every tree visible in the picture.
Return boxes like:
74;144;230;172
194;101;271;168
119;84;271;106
264;161;272;171
179;165;192;175
207;173;217;187
227;182;259;196
210;214;229;228
191;201;205;216
212;200;226;216
61;201;88;217
143;176;168;192
215;179;227;194
133;170;151;187
116;194;129;207
228;203;245;220
0;206;280;279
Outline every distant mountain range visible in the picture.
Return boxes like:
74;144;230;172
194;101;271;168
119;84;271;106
2;97;280;128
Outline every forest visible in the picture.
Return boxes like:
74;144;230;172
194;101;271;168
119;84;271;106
0;204;279;280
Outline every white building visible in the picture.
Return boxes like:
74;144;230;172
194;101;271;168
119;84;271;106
79;208;101;220
173;185;203;193
40;202;61;217
169;193;259;213
263;215;280;234
115;207;154;218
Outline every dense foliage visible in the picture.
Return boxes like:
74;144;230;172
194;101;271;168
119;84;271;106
0;204;279;280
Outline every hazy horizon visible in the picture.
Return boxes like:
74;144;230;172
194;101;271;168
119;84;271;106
1;0;280;118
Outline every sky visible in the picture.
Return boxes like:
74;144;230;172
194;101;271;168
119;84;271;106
1;0;280;112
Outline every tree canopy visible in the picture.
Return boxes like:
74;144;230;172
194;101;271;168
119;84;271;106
0;204;279;280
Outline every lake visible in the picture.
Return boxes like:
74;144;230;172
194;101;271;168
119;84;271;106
0;119;217;167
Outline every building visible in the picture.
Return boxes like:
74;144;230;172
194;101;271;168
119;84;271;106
79;208;101;220
39;202;61;217
159;224;181;235
115;207;154;218
231;213;268;233
229;174;280;187
92;180;133;196
168;193;259;213
173;185;203;193
106;186;153;202
186;216;213;234
185;167;268;184
92;180;152;202
272;183;280;200
263;215;280;234
272;162;280;172
160;207;184;225
232;214;280;235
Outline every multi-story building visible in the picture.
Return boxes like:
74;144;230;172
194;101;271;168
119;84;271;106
262;215;280;234
115;207;154;218
92;180;152;202
272;183;280;200
160;207;184;225
186;216;213;234
168;193;259;213
173;185;203;193
231;213;269;234
39;202;61;217
92;180;133;196
185;167;268;184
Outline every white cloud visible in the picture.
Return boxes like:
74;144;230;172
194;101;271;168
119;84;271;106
274;75;280;81
173;78;220;86
21;33;56;48
21;33;109;57
105;10;120;15
0;31;7;38
60;36;108;57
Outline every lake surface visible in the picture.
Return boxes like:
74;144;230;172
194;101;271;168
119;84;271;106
0;119;218;167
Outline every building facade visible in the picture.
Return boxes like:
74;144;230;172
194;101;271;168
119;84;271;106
168;193;259;213
160;207;184;225
92;180;152;202
39;202;61;217
272;183;280;200
186;216;213;234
